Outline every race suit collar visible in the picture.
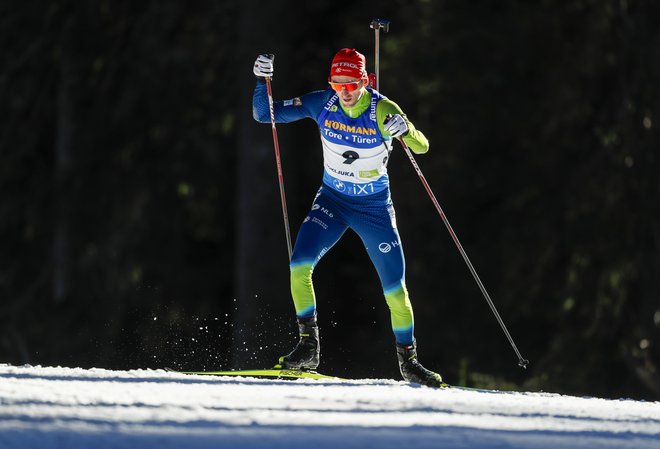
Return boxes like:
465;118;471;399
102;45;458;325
339;89;372;118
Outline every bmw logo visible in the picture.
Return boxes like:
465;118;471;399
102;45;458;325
333;180;345;192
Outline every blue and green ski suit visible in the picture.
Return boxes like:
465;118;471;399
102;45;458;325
253;80;429;345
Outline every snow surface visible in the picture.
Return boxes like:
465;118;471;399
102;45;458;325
0;364;659;449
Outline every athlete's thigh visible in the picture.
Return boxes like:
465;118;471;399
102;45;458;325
291;191;348;266
352;204;406;289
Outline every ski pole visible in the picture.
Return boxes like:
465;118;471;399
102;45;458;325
370;18;529;369
370;19;390;91
398;135;529;369
264;64;293;261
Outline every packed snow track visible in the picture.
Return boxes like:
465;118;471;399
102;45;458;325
0;364;658;448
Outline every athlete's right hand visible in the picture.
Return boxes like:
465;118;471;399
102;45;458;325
253;54;274;78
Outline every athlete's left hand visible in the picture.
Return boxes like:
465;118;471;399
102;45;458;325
384;114;408;138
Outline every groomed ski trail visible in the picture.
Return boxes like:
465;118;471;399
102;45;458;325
0;364;659;449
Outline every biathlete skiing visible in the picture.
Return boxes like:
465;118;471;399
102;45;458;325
252;48;443;387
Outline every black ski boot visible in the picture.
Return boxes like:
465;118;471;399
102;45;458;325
396;341;444;388
277;317;320;370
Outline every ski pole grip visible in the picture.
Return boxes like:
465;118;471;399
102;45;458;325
259;54;275;80
370;19;390;32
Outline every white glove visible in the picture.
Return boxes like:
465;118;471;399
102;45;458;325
254;54;274;78
384;114;409;138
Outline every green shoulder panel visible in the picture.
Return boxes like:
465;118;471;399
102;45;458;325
376;99;430;154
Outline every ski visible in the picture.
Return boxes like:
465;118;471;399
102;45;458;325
169;368;342;381
167;368;499;391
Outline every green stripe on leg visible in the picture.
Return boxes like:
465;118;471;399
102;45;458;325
290;262;316;317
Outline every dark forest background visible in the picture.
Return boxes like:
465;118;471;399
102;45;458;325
1;0;659;400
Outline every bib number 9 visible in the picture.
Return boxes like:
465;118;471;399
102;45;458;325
342;150;359;165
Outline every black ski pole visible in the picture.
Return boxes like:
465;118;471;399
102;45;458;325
372;19;529;369
264;56;293;261
398;135;529;369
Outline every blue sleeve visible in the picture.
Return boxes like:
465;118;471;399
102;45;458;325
252;80;331;124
